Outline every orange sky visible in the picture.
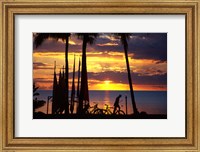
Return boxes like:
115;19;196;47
33;33;167;91
33;51;167;91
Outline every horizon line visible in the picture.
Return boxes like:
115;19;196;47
37;89;167;92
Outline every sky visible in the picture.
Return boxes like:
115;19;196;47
33;33;167;91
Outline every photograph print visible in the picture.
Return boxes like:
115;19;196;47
33;33;167;119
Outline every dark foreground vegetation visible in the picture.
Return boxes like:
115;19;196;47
33;113;167;119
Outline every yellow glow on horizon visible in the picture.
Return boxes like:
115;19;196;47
89;81;167;91
33;50;167;91
90;82;129;91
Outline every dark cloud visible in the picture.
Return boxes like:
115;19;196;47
86;71;167;85
33;33;167;61
33;78;52;83
33;62;46;66
85;33;167;62
33;39;64;52
33;38;82;53
33;62;53;70
128;33;167;62
132;72;167;85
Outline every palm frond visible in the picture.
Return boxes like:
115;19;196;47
76;33;99;45
33;82;40;96
34;33;71;48
112;33;131;45
33;92;40;96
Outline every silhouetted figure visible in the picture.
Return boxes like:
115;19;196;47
113;33;139;115
113;95;122;114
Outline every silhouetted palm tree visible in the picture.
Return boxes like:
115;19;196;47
33;83;45;112
76;33;98;114
114;33;139;115
34;33;71;115
70;55;76;114
33;82;39;97
77;58;81;98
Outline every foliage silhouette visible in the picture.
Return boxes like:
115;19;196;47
76;33;99;115
34;33;71;115
113;33;139;115
33;83;45;112
32;33;165;119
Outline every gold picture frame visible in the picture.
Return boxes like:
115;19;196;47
0;0;199;151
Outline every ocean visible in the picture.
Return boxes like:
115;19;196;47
35;90;167;115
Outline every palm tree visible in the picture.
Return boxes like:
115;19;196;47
34;33;71;115
33;82;45;112
33;82;39;97
76;33;98;114
114;33;139;115
70;55;76;114
76;57;81;98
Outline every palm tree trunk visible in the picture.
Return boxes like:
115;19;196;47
65;34;69;115
78;35;89;114
77;58;81;98
70;55;76;114
123;38;139;115
52;62;57;114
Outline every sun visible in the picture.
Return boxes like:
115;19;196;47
92;80;129;90
104;80;111;85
